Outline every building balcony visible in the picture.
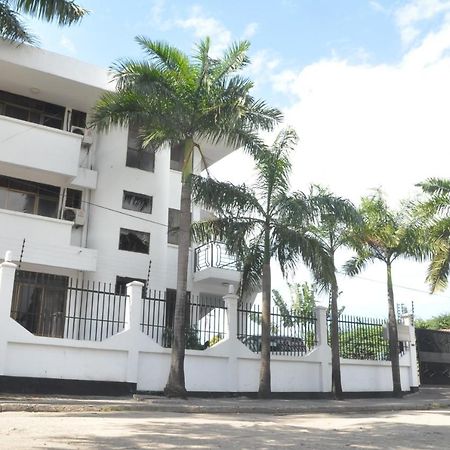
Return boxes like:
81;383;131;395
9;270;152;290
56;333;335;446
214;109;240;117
0;115;82;186
0;208;96;272
193;242;241;286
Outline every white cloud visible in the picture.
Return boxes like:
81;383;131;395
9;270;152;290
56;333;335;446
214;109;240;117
59;35;76;54
211;8;450;318
395;0;450;44
242;22;258;40
174;6;232;56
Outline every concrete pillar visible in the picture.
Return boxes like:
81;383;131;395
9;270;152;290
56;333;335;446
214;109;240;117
125;281;144;384
314;305;328;347
223;284;239;392
125;281;144;332
0;251;17;375
314;305;332;392
402;313;420;390
223;284;239;341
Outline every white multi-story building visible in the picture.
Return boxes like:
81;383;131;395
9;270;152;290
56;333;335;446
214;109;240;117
0;41;240;341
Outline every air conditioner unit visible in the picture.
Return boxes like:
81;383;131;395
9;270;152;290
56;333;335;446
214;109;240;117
70;126;94;146
63;207;85;227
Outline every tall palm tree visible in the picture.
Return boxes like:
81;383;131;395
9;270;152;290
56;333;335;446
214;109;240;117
91;38;282;397
305;185;361;399
0;0;87;44
344;192;424;397
415;178;450;292
191;128;329;397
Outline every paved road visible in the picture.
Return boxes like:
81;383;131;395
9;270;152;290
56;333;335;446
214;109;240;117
1;409;450;449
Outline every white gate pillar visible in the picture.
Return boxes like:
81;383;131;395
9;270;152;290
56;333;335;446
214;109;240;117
124;281;144;384
314;305;332;392
223;285;239;392
0;251;17;375
402;313;420;391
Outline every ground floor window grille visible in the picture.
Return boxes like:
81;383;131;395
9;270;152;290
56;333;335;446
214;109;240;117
11;271;68;338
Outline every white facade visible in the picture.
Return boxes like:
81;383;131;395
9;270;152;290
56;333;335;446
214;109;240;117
0;41;239;297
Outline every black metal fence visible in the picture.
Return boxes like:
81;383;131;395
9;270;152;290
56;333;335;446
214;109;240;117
328;314;409;361
194;242;239;272
237;303;317;356
141;290;228;349
11;271;128;341
64;280;127;341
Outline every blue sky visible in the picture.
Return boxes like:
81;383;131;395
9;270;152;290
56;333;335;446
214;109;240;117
24;0;450;319
30;0;409;104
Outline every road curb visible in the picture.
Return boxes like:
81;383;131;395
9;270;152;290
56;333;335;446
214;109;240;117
1;400;450;415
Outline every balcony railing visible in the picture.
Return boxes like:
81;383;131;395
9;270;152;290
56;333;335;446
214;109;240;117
194;242;239;272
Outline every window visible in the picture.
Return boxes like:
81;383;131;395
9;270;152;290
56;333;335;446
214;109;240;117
11;270;69;338
115;276;147;295
70;110;87;128
122;191;153;214
0;90;65;130
167;208;180;245
126;125;155;172
0;175;60;218
170;142;184;171
119;228;150;254
66;188;82;209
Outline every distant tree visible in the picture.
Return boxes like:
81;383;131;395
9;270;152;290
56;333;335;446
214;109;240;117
304;185;360;399
272;281;317;322
415;178;450;292
344;191;425;397
0;0;87;44
415;313;450;330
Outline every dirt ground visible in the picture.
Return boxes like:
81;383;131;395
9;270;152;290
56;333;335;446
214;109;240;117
0;409;449;449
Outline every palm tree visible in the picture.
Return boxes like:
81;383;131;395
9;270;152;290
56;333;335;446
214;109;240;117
415;178;450;292
0;0;87;44
191;128;329;397
305;185;360;399
344;191;424;397
91;38;282;397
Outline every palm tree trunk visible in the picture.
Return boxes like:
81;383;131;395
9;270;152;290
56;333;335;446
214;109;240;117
164;138;194;398
386;260;402;397
330;270;343;399
259;227;271;398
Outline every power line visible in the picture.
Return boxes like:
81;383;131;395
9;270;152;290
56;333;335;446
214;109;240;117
0;175;170;228
337;271;450;299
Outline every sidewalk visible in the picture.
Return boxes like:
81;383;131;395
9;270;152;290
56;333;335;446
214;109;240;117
1;387;450;415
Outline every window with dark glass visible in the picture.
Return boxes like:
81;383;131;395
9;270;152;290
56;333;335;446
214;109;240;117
122;191;153;214
0;90;65;130
167;208;180;245
126;125;155;172
11;270;69;338
70;110;87;128
0;175;60;218
65;188;82;209
119;228;150;254
115;276;147;295
170;142;185;171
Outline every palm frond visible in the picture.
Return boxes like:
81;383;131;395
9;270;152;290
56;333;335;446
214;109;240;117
426;240;450;293
0;1;35;43
417;178;450;196
134;36;193;81
191;175;263;217
212;40;251;80
13;0;87;25
343;254;373;276
255;127;298;200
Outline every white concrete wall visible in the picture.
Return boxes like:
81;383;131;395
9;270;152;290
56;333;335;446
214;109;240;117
0;263;419;394
0;115;81;186
0;209;97;271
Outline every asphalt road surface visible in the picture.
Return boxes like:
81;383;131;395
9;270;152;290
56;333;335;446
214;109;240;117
1;409;449;449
